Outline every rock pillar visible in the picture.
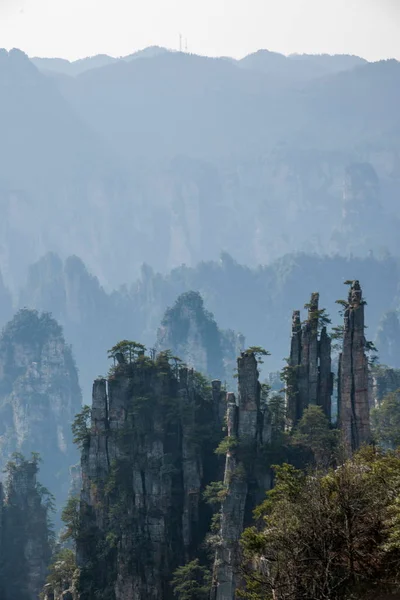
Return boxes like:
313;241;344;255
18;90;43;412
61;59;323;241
212;352;262;600
287;293;333;425
338;280;371;455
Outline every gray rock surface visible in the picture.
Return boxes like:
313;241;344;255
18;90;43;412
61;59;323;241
338;281;371;454
77;356;222;599
287;293;333;424
0;309;82;515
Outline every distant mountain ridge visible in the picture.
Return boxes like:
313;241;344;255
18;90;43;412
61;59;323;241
30;45;368;79
30;45;171;76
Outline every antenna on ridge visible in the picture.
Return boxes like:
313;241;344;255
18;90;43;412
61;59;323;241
179;33;182;52
185;38;188;53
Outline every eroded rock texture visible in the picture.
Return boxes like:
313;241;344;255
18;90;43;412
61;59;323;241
0;455;52;600
338;281;371;455
212;351;271;600
0;309;82;515
156;290;244;386
76;354;222;600
287;293;333;425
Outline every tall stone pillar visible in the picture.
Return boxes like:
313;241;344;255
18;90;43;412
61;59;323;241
287;293;333;425
287;311;301;424
318;327;333;419
338;280;371;455
212;352;262;600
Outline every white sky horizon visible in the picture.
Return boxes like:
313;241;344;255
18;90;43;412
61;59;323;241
0;0;399;62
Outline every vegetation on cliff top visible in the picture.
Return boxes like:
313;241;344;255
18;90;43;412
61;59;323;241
240;447;400;600
1;453;54;600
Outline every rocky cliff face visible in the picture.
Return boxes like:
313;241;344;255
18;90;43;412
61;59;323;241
5;49;400;295
157;291;243;385
0;454;52;600
211;351;272;600
287;293;333;425
18;252;119;399
0;309;82;514
338;281;371;455
75;352;223;600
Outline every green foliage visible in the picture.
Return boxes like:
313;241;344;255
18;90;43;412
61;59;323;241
366;339;379;366
172;559;211;600
215;436;238;456
371;389;400;449
107;339;146;364
1;453;53;600
280;363;298;412
335;298;349;318
335;299;348;307
366;340;378;353
304;303;331;332
245;346;271;364
253;463;305;519
72;405;91;448
70;339;223;599
36;481;56;524
291;405;338;468
259;394;290;469
331;324;345;351
4;451;39;477
241;448;400;599
203;481;228;505
61;496;80;543
45;548;76;594
260;382;271;408
1;308;63;346
267;394;287;439
192;370;212;398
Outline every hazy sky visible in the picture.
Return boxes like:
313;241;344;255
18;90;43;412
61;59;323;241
0;0;399;61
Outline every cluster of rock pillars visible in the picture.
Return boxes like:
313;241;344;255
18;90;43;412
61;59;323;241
43;281;373;600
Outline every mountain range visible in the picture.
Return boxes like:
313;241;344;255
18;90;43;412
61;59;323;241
1;46;399;293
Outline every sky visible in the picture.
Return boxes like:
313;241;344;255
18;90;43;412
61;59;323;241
0;0;399;61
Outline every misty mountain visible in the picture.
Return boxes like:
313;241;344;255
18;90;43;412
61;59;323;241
31;46;171;77
1;47;400;291
288;52;367;72
239;49;367;81
12;251;400;399
31;46;366;81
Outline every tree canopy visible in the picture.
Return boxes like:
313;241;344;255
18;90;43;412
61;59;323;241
240;448;400;600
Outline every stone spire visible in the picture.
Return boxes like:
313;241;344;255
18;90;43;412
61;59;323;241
287;293;333;425
288;310;302;423
212;351;263;600
318;326;333;419
338;280;371;455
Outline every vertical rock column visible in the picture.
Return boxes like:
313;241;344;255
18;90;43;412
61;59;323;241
237;352;260;441
179;367;202;557
307;292;320;407
212;379;227;430
78;359;223;600
287;311;301;423
2;459;52;600
287;293;333;425
338;280;371;455
212;352;261;600
318;327;333;419
212;394;246;600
